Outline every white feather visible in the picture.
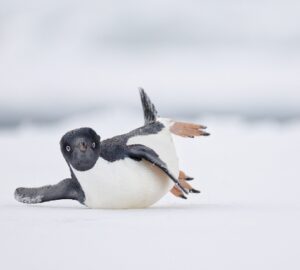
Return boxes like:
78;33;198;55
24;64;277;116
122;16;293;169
72;118;179;209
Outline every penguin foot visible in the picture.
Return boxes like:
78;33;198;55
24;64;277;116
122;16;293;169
179;170;194;181
170;186;188;199
170;170;201;199
179;172;200;194
170;121;210;138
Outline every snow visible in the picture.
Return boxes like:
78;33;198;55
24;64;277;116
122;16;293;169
1;111;299;270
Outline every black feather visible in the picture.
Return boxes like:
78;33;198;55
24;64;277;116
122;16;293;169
139;88;158;124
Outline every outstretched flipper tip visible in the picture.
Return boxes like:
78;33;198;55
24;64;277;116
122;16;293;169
14;187;43;204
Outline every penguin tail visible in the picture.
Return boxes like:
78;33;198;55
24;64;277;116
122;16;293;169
139;88;158;124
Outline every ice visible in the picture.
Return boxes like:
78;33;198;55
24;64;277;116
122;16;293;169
1;110;299;270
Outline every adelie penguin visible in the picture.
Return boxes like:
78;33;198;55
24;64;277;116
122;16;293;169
14;89;210;209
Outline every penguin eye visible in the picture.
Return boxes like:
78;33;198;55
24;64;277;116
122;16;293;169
92;142;96;149
66;145;71;152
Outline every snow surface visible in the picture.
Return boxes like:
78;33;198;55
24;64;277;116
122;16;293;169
1;110;299;270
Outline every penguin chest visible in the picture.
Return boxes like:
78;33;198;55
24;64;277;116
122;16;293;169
73;158;173;209
73;125;179;209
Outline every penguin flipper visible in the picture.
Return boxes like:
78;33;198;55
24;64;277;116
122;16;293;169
14;178;85;204
127;144;188;194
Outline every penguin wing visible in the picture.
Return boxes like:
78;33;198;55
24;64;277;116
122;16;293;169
127;144;188;194
14;178;85;204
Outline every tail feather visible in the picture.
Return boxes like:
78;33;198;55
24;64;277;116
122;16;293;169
139;88;158;124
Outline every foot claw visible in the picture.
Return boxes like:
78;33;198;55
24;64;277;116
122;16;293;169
190;188;201;194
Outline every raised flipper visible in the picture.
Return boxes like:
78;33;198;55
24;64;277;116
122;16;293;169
127;144;188;194
14;178;85;204
170;121;210;138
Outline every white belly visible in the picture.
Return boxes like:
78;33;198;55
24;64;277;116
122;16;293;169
73;119;179;209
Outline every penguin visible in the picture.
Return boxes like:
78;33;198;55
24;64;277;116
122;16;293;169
14;89;209;209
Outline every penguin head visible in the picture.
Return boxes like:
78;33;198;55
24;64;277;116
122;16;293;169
60;127;101;171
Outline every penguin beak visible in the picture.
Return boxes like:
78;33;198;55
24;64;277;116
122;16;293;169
79;142;88;152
